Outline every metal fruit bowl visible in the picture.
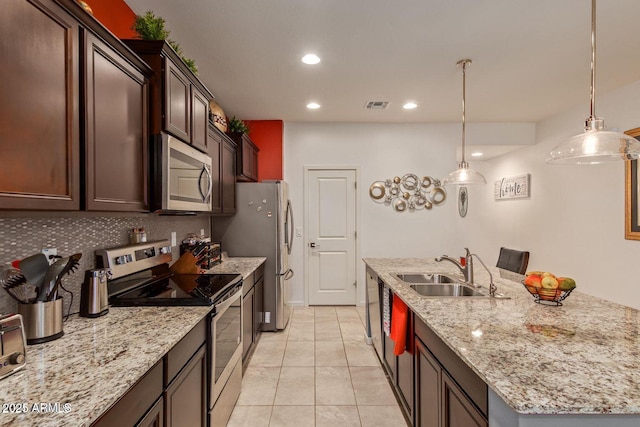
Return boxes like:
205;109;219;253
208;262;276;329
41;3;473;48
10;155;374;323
522;282;574;306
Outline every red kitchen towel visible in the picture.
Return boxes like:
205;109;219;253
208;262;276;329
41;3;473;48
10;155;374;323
390;296;408;356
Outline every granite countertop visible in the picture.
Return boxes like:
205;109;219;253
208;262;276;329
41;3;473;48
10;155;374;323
0;257;266;427
205;257;266;280
0;306;211;427
364;258;640;415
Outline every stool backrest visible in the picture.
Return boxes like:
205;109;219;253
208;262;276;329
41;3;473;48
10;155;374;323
496;247;529;275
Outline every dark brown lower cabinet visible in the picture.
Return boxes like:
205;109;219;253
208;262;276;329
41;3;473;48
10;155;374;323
242;286;255;360
137;397;163;427
415;339;440;427
165;345;207;427
414;317;488;427
442;372;487;427
91;318;207;427
382;292;413;420
92;361;163;427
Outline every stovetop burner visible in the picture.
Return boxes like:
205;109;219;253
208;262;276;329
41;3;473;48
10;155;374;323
97;240;242;307
109;272;242;307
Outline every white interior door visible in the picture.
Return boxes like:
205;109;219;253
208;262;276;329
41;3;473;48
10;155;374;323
307;168;357;305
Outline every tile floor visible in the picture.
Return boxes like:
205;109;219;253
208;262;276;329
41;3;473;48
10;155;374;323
227;306;408;427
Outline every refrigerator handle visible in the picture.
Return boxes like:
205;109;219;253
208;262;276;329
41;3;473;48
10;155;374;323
282;268;294;280
285;199;294;255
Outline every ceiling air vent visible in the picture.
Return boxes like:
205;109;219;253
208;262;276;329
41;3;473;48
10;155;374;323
364;101;390;110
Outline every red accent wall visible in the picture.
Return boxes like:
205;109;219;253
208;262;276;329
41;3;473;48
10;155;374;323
245;120;284;181
84;0;137;39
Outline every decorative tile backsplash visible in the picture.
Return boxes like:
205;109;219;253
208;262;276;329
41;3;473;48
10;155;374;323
0;213;210;316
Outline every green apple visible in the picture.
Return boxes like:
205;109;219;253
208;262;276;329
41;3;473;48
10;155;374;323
558;277;576;291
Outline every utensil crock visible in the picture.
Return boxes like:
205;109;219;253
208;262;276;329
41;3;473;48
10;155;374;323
18;298;64;344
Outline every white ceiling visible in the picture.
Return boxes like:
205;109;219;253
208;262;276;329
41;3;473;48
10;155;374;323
124;0;640;125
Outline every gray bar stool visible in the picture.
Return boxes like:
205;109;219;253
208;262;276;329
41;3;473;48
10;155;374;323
496;247;530;275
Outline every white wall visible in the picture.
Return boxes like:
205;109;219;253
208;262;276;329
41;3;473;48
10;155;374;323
461;80;640;309
283;122;535;306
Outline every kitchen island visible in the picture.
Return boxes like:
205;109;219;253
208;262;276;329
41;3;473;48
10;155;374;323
364;258;640;427
0;257;266;427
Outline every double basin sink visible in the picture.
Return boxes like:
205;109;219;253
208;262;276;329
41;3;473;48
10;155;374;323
392;273;487;298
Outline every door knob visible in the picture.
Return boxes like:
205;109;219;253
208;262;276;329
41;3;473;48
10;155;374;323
310;242;320;248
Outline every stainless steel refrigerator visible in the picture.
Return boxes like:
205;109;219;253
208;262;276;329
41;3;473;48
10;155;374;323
211;181;294;331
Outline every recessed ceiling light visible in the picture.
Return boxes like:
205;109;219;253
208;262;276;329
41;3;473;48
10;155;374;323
471;152;484;157
403;102;418;110
307;102;321;109
301;54;321;65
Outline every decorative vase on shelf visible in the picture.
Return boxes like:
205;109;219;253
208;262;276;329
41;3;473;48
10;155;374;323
76;0;93;15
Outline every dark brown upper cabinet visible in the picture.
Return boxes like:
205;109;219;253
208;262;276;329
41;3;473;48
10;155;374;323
0;0;81;210
208;124;237;215
229;133;259;182
123;40;213;153
1;0;153;212
84;32;150;212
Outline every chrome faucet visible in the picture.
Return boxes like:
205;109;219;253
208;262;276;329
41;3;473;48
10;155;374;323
468;253;497;297
435;248;474;284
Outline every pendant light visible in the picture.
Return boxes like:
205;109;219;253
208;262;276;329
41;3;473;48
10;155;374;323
547;0;640;164
442;59;486;186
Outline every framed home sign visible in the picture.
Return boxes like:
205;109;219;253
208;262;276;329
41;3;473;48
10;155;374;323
625;127;640;240
494;174;530;200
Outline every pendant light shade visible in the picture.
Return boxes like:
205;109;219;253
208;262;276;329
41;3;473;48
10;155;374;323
442;59;486;186
547;0;640;164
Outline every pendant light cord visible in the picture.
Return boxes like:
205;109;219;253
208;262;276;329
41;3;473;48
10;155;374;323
589;0;596;121
457;59;471;165
462;61;467;164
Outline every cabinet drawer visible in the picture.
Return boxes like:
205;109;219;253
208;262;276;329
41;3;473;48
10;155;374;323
414;315;487;417
92;360;163;427
165;317;207;386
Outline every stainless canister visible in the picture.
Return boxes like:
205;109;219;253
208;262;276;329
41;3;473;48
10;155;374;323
18;298;64;345
80;269;110;318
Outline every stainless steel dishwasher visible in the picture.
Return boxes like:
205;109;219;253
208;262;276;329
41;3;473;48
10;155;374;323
366;268;383;358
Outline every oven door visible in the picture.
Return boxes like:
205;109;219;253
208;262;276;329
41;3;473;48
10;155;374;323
210;285;242;406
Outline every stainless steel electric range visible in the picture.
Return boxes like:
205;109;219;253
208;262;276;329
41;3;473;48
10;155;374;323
96;240;243;427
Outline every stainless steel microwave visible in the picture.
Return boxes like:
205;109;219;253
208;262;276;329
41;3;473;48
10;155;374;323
150;133;213;212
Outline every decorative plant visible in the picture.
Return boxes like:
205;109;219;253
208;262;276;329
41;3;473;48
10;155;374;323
228;116;249;134
132;11;198;75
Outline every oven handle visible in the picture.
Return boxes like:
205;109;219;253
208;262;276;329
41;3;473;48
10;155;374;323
214;283;242;313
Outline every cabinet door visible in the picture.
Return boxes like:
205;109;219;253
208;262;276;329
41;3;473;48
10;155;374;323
208;127;222;213
242;286;254;360
241;137;255;181
84;32;149;211
221;139;236;214
442;372;488;427
164;59;190;142
254;275;264;338
415;339;440;427
250;145;259;181
191;87;208;152
0;0;80;210
136;397;163;427
397;326;414;418
165;345;207;427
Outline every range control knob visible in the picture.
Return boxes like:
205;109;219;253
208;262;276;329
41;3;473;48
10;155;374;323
10;352;25;365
